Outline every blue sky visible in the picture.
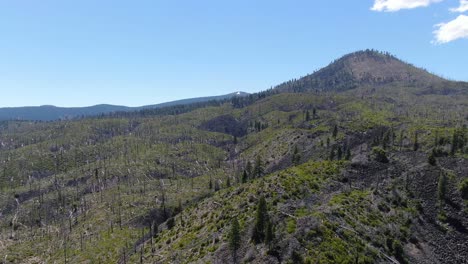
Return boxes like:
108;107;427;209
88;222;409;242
0;0;467;107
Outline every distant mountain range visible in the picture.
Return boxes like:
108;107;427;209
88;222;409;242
0;92;249;121
3;50;467;122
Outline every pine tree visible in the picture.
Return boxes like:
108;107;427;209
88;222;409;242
337;146;343;160
265;220;274;248
382;131;390;149
292;145;301;165
252;196;268;243
229;218;241;263
242;170;248;183
305;110;311;121
413;132;419;151
438;172;447;202
253;156;264;178
345;148;351;160
428;150;436;166
332;125;338;139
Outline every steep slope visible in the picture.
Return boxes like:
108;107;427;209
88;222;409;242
137;157;467;264
275;50;446;92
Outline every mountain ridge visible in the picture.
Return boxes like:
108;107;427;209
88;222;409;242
0;91;249;121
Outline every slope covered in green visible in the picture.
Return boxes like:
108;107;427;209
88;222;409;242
0;50;467;264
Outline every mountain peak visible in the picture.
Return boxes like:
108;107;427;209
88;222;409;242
275;49;445;92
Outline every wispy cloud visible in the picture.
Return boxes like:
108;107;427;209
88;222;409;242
433;15;468;43
371;0;443;12
450;0;468;12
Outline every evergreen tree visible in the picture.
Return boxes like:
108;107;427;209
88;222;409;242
265;220;274;248
242;170;248;183
332;125;338;139
345;148;351;160
252;196;268;243
253;156;264;178
438;172;447;202
292;145;301;165
214;180;220;192
413;132;419;151
305;110;311;121
229;218;241;263
382;131;390;149
428;150;436;166
337;146;343;160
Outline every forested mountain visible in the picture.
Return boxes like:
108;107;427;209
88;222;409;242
0;50;466;264
0;92;249;121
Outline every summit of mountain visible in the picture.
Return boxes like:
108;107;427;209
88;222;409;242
274;50;447;93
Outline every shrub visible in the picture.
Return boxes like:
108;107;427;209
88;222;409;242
291;250;304;264
392;240;405;263
459;178;468;200
372;147;389;163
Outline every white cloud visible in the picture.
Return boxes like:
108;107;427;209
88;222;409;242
371;0;443;12
450;0;468;12
433;15;468;43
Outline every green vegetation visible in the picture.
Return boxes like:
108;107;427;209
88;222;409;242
372;147;389;163
229;218;241;263
252;196;269;243
0;50;467;263
438;172;447;202
459;178;468;201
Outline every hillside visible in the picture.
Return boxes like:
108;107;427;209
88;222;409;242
0;50;467;264
0;92;248;121
275;50;446;93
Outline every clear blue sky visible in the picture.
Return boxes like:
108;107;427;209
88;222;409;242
0;0;467;107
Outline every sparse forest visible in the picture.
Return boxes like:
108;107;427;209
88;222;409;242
0;51;467;264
